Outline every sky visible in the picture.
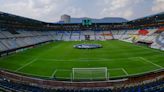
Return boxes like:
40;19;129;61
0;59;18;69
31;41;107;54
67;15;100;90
0;0;164;22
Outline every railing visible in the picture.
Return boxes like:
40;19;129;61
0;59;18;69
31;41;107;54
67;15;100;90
0;69;163;89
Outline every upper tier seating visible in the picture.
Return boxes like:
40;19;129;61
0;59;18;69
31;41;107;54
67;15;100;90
0;29;163;52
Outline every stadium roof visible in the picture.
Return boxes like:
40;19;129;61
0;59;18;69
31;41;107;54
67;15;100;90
0;11;164;31
0;11;163;24
0;11;46;25
128;12;164;23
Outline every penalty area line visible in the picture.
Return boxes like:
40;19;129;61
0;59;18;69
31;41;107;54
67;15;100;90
51;69;57;78
107;68;122;71
139;57;163;69
15;58;38;72
121;68;129;76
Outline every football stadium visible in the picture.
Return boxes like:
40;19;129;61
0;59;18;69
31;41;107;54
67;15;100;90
0;4;164;92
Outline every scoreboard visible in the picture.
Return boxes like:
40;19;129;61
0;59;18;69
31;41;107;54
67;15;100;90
82;19;92;27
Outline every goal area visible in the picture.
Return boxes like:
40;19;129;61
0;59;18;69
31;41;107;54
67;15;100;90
72;67;108;81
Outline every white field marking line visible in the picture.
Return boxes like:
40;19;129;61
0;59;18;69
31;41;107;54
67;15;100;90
15;45;58;72
139;57;163;69
99;68;163;78
39;58;112;61
78;58;111;60
41;56;137;61
107;68;122;71
15;58;38;72
121;68;129;76
57;69;72;71
51;69;57;78
39;57;141;62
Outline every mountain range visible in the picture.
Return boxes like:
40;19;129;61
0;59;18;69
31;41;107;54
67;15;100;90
61;17;128;23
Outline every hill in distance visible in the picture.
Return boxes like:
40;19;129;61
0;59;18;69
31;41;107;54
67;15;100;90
70;17;128;23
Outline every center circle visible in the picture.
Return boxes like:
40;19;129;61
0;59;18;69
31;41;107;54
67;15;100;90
74;44;102;49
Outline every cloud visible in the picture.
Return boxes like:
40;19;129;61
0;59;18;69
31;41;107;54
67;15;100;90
123;10;133;18
0;0;71;22
152;0;164;13
99;0;136;19
61;6;86;17
0;0;162;22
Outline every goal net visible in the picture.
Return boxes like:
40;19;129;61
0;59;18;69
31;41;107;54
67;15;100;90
72;67;108;81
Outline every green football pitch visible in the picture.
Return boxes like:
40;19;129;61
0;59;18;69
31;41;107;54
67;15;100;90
0;40;163;80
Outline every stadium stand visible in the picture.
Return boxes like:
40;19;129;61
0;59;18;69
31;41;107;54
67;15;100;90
71;31;81;41
0;30;54;53
0;11;164;91
51;28;164;51
0;69;163;92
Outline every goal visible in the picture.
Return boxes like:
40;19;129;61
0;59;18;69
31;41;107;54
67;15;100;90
72;67;108;81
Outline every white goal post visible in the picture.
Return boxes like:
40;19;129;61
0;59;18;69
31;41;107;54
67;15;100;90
72;67;108;81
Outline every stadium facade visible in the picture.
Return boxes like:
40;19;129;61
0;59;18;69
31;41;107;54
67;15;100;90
0;11;164;92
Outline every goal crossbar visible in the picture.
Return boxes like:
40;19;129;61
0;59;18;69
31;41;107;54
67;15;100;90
72;67;108;81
